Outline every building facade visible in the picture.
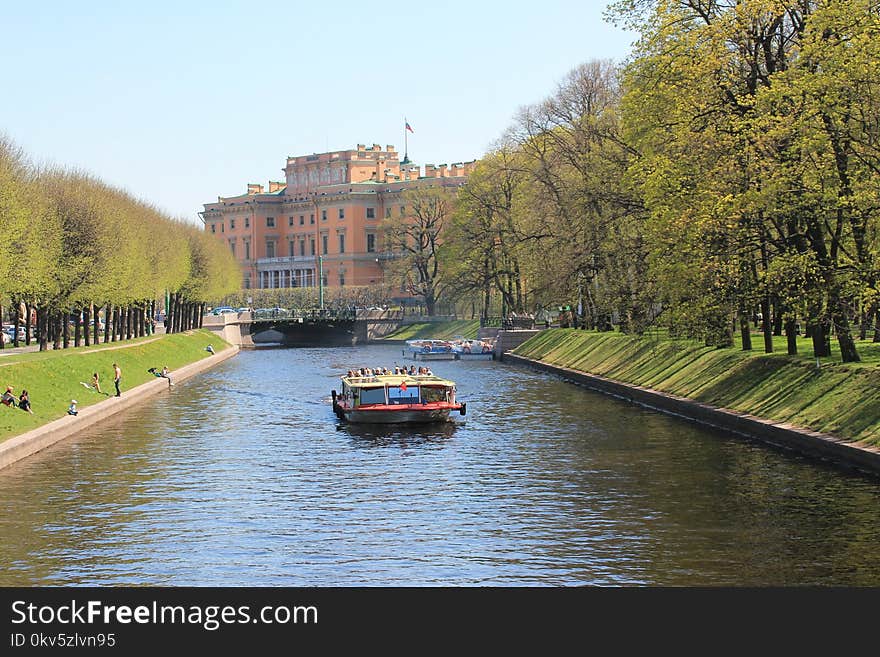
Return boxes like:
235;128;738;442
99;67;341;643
200;144;476;290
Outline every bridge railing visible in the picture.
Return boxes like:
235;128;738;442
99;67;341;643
480;316;536;329
252;308;358;322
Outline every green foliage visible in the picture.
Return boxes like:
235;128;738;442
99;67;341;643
380;320;480;340
0;137;239;346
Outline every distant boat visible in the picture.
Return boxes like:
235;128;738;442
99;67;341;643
332;372;466;424
405;339;457;360
450;337;494;356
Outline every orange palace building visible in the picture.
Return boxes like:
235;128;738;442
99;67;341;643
200;144;476;290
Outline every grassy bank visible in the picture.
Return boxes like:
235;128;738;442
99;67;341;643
0;330;228;441
513;329;880;447
380;320;480;340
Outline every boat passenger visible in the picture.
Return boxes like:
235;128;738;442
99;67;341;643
408;365;416;375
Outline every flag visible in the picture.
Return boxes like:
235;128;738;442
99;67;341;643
400;381;407;392
405;121;414;133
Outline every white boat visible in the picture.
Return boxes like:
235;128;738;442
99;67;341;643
405;339;457;360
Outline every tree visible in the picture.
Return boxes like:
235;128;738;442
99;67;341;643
381;186;456;316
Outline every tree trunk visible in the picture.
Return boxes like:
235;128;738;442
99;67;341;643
830;294;860;363
74;306;81;347
739;308;752;351
53;312;63;350
761;296;773;353
12;300;20;347
64;308;72;349
104;304;112;345
810;318;831;358
83;305;91;346
37;307;47;351
785;319;798;356
25;302;32;346
873;308;880;342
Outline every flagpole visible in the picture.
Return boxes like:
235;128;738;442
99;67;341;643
404;117;408;163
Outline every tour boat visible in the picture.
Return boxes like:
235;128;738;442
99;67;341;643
405;339;457;360
450;337;494;357
332;372;466;424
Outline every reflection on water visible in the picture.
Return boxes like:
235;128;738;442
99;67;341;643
1;345;879;586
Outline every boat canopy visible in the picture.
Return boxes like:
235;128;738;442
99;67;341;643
341;373;455;388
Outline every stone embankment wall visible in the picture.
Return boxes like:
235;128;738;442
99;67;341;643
494;330;543;360
203;313;252;347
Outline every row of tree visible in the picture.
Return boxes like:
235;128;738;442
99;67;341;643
386;0;879;362
0;136;240;350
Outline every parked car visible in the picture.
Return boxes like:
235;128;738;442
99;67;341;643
2;325;24;340
211;306;236;315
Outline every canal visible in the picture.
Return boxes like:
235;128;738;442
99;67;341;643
2;343;880;585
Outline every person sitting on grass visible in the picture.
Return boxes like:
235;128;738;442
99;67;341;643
18;390;33;414
67;400;78;416
1;386;17;408
205;345;215;354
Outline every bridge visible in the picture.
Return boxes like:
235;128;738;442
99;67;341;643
202;308;453;347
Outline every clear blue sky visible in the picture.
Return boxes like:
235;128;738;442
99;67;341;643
1;1;635;223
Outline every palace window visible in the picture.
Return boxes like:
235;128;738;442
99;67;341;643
230;242;235;257
338;234;345;254
321;209;327;221
245;217;250;228
289;240;295;257
211;224;216;233
366;234;375;253
245;241;251;260
366;207;375;219
399;205;406;216
288;216;294;227
267;217;275;228
338;208;345;220
310;213;315;224
339;274;345;287
300;239;306;256
230;219;236;229
266;241;276;258
309;238;315;256
300;215;305;225
385;208;391;218
322;235;328;255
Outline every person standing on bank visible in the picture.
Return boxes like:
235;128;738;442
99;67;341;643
113;363;122;397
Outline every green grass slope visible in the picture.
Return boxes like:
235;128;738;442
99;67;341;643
0;330;228;442
381;320;480;340
513;329;880;446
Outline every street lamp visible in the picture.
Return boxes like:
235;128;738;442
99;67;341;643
319;255;324;310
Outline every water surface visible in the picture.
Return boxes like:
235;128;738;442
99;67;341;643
1;345;879;585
